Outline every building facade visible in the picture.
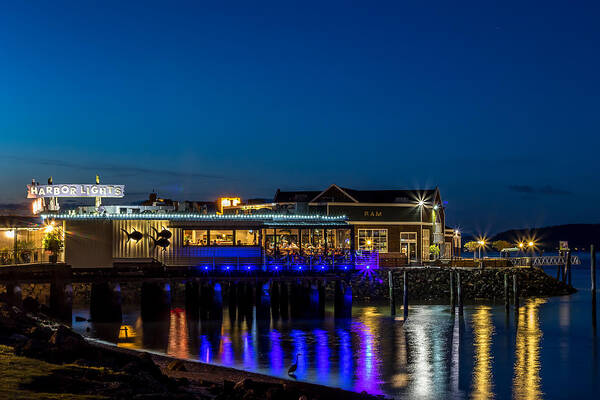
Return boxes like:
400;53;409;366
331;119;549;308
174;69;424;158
227;184;461;263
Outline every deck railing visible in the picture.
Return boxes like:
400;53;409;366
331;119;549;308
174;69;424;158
0;248;62;266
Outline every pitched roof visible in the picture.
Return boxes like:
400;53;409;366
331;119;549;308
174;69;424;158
274;185;439;204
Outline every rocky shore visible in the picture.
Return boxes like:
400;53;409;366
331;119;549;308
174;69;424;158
0;301;386;399
350;266;576;302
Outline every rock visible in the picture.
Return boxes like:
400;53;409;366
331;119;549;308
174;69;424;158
167;359;186;371
9;333;28;343
234;378;254;391
223;380;234;393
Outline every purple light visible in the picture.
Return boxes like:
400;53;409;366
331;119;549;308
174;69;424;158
366;265;370;269
247;266;251;270
204;266;209;270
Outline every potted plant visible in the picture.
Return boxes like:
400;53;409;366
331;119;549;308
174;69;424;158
429;244;440;260
43;229;64;263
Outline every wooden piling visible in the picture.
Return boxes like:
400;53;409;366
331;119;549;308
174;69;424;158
513;274;519;311
402;270;408;320
449;270;454;308
388;270;396;316
457;272;463;313
504;273;509;312
592;244;596;295
567;250;572;286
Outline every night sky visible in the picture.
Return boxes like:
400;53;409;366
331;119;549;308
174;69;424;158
1;1;599;235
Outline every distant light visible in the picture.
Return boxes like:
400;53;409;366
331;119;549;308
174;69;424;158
247;266;251;270
4;230;14;238
366;265;370;269
417;200;425;207
204;266;208;270
321;266;325;269
528;241;534;247
433;205;438;210
518;242;524;248
226;266;230;270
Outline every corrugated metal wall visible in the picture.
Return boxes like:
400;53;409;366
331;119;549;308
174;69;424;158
112;220;181;263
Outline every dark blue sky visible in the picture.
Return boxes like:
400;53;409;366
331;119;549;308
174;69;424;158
1;0;599;234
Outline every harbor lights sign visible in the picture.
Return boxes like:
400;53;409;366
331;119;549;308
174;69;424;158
27;184;125;198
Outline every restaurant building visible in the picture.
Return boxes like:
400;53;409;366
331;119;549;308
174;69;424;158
20;179;459;269
225;184;461;264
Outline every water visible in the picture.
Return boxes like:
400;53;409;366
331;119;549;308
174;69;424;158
72;254;600;399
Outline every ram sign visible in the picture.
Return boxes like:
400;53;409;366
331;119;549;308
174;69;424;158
27;184;125;198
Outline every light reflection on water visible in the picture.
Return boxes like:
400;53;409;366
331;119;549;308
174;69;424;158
513;299;545;400
73;268;600;399
472;306;494;400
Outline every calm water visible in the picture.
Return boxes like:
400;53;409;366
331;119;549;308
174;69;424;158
72;255;600;399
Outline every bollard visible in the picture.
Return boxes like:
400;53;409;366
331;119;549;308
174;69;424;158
388;270;396;316
449;270;454;308
403;270;408;320
504;273;509;312
513;274;519;311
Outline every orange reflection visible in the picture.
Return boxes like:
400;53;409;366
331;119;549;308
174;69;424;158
513;298;545;400
117;317;143;349
471;306;494;400
167;308;189;359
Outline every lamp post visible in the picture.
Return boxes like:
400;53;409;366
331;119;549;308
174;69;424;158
477;240;485;259
418;200;425;263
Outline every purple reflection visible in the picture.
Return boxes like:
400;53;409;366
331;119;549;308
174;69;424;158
269;329;284;373
290;329;307;378
314;329;330;384
337;328;353;388
219;334;234;366
241;331;257;370
199;335;211;363
352;321;384;395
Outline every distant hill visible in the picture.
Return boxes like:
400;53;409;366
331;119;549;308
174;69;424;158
490;224;600;251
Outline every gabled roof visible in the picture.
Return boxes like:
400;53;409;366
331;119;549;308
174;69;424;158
311;184;359;203
274;185;440;205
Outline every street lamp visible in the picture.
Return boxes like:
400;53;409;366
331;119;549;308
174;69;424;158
417;200;426;263
477;240;486;259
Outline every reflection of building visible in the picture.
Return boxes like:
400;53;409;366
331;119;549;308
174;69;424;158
226;184;460;263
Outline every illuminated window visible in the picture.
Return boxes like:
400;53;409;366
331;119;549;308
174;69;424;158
358;229;388;253
210;230;234;246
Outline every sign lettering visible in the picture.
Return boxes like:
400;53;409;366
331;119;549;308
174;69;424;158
27;184;125;198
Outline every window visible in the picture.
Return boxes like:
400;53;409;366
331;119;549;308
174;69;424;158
358;229;388;253
400;232;417;242
210;230;234;246
422;229;430;259
183;230;209;246
236;230;258;246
